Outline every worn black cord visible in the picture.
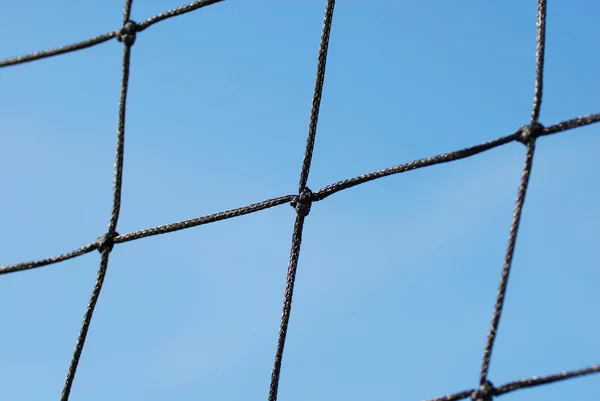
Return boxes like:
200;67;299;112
495;364;600;395
0;31;118;68
268;2;336;401
314;132;518;201
479;138;537;384
425;364;600;401
542;113;600;135
137;0;225;32
297;0;336;193
479;0;547;385
0;244;98;274
422;389;475;401
0;0;598;400
0;0;225;68
60;1;136;399
0;195;294;275
123;0;135;25
531;0;547;124
60;250;112;401
1;109;598;276
1;110;598;276
268;212;309;401
115;195;296;244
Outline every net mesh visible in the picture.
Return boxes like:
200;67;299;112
1;1;598;400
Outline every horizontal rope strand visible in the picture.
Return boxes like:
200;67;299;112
0;0;227;68
495;365;600;395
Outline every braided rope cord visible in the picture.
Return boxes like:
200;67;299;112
1;0;598;400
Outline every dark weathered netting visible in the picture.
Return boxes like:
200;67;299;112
1;1;598;400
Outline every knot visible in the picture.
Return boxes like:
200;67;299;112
517;121;544;145
290;187;314;217
117;20;138;46
471;381;495;401
96;232;119;253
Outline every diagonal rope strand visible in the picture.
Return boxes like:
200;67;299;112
421;389;474;401
0;31;118;68
137;0;226;31
542;113;600;135
495;364;600;395
115;195;295;244
0;244;97;275
2;108;598;276
297;0;336;193
0;196;293;275
314;110;600;202
60;251;112;401
0;0;226;69
314;132;519;201
479;140;537;383
479;139;537;383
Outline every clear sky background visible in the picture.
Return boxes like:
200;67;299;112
0;1;598;400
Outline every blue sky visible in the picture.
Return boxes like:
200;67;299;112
0;1;599;400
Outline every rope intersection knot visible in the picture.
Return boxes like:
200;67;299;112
95;231;119;254
117;20;138;46
471;380;496;401
290;187;314;217
517;121;545;145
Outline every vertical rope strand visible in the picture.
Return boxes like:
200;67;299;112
123;0;135;24
298;0;336;192
60;1;136;399
531;0;547;123
107;38;134;234
269;2;336;401
268;214;308;401
480;0;548;384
